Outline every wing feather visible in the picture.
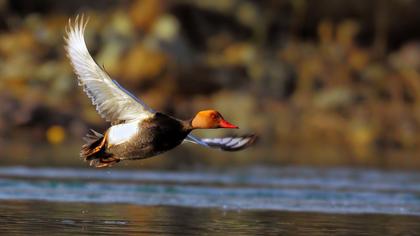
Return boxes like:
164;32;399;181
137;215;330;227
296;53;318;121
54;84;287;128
64;15;153;123
185;134;257;151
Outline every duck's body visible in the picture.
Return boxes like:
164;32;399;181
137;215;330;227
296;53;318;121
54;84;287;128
109;113;190;159
65;16;256;168
82;113;192;167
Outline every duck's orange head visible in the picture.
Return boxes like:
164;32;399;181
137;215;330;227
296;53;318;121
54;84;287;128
191;110;238;129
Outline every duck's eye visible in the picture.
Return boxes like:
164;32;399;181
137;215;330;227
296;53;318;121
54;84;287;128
210;113;218;120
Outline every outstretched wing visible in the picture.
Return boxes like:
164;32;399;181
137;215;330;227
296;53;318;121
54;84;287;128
64;15;154;123
185;134;257;151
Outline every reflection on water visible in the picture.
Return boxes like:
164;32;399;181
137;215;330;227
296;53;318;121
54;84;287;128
0;166;420;235
1;200;419;235
0;166;420;215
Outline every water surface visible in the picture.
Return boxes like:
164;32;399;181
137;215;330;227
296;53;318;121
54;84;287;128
0;166;420;235
1;200;420;235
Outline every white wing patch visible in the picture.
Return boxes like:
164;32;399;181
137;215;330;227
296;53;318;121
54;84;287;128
107;119;143;146
64;15;154;123
185;134;257;151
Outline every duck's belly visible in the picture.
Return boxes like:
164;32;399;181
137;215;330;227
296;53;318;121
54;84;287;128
106;120;189;160
107;138;158;160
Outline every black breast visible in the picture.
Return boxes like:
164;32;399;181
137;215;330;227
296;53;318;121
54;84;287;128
142;112;191;153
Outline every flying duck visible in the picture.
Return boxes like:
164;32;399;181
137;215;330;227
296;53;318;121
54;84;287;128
64;16;257;168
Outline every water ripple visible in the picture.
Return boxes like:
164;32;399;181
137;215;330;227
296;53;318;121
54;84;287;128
0;166;419;215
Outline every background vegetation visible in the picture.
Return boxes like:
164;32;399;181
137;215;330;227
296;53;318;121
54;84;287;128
0;0;419;169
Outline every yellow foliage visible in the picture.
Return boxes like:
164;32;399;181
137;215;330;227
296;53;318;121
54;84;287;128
336;20;359;49
46;125;66;145
348;49;370;71
318;20;334;45
223;42;256;65
130;0;164;31
121;44;167;80
348;123;374;158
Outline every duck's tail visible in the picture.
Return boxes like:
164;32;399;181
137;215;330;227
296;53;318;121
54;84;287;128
81;129;119;168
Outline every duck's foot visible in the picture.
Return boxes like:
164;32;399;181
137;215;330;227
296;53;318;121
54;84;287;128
89;157;120;168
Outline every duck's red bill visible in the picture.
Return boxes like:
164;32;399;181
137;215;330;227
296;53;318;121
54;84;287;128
219;119;239;129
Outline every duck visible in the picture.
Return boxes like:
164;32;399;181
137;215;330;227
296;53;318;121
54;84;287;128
64;16;257;168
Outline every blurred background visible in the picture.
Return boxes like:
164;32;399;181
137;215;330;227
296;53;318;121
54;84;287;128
1;0;420;170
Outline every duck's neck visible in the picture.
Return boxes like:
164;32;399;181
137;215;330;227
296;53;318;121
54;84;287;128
181;119;194;132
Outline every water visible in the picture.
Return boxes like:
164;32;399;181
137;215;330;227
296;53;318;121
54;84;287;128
0;166;420;235
1;201;420;235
